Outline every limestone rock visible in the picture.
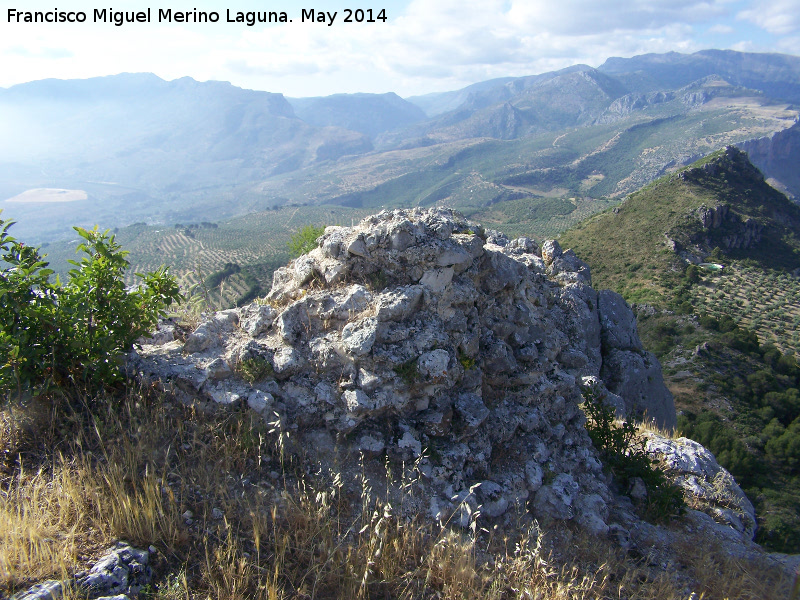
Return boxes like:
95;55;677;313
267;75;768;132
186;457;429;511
598;290;643;352
646;434;757;540
418;349;450;379
10;580;64;600
240;304;278;337
131;207;678;538
183;310;239;353
541;239;562;265
205;357;232;380
601;349;677;429
12;543;152;600
78;543;151;599
341;317;379;356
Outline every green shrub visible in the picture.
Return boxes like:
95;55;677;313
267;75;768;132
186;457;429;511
580;382;684;520
393;358;419;385
458;349;476;371
366;270;389;291
237;356;274;384
685;264;701;284
1;215;182;396
288;225;326;258
765;417;800;473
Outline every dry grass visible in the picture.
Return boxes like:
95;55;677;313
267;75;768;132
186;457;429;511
0;386;794;599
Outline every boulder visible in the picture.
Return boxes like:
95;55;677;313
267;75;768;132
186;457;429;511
646;434;756;540
598;290;643;352
601;348;676;429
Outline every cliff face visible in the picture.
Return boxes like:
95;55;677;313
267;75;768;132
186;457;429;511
130;208;679;535
739;120;800;200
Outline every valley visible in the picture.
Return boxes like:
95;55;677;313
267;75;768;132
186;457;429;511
2;50;800;246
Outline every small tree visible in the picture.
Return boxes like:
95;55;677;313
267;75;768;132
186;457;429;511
288;225;325;258
1;215;183;396
685;264;701;284
580;382;685;520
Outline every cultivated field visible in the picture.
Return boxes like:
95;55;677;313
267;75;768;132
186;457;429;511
690;264;800;354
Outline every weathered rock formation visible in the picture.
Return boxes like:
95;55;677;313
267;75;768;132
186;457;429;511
646;434;757;541
739;119;800;200
10;543;152;600
130;208;677;533
694;203;763;250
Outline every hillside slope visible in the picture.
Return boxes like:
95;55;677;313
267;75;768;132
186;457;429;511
561;148;800;551
561;146;800;302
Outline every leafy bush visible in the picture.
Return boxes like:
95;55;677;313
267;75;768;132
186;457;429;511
393;358;419;385
458;349;476;371
287;225;326;258
580;383;684;520
204;262;241;289
1;216;182;396
237;356;274;384
765;417;800;473
685;264;701;284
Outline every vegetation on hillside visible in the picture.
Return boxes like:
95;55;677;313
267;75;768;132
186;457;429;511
560;149;800;552
288;224;326;258
41;206;375;311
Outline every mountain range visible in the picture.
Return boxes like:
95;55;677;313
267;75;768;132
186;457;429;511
1;49;799;243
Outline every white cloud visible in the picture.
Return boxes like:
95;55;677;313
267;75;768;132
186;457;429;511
708;24;735;34
738;0;800;35
0;0;797;96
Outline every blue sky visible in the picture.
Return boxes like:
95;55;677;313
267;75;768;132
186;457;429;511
0;0;798;97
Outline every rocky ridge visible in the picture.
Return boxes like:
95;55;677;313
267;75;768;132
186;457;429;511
129;208;770;552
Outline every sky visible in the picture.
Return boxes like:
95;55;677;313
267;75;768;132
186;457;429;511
0;0;798;98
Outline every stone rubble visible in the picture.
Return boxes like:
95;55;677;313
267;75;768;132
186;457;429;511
12;207;797;598
127;208;682;535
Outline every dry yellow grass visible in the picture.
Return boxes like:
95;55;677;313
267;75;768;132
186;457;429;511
0;387;794;599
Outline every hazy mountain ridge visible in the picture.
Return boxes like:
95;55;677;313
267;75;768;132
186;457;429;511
598;49;800;102
288;92;427;138
2;49;800;244
0;73;374;240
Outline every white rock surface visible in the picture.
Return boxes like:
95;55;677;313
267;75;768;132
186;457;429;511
129;208;681;536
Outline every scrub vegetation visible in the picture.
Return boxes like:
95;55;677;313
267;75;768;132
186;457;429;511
561;150;800;552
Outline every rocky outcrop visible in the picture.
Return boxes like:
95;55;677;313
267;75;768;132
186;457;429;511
595;290;677;428
10;543;152;600
694;203;763;250
739;120;800;200
646;434;757;541
596;91;675;123
696;203;729;229
129;208;677;534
